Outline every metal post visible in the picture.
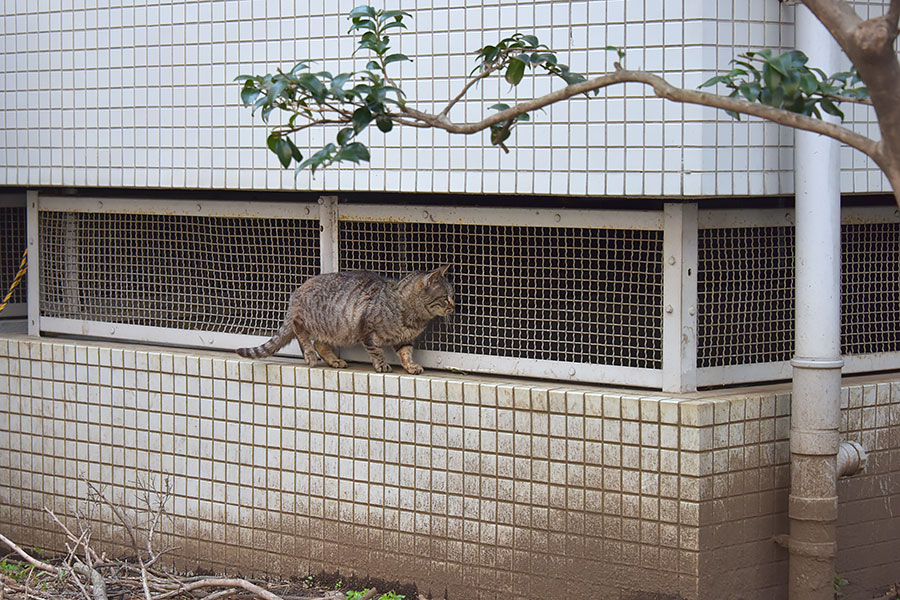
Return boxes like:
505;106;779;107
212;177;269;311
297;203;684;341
789;7;843;599
662;201;698;393
318;195;339;274
26;190;40;337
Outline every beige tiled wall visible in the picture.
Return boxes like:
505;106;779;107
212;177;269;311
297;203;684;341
1;336;898;600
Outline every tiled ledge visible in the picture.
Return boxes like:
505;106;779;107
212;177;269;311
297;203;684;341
0;335;897;600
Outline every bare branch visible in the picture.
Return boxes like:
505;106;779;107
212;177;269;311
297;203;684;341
0;533;59;575
84;480;139;553
151;578;286;600
44;508;102;567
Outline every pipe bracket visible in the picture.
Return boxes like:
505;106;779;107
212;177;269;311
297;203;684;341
788;494;838;522
790;428;840;455
790;357;844;369
773;535;836;560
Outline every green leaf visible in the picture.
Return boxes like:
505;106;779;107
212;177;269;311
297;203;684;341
348;18;377;32
380;9;411;22
505;57;526;85
521;34;539;47
480;45;499;63
375;115;393;132
337;127;355;145
762;63;782;91
490;126;511;146
381;20;407;31
334;142;371;163
297;73;327;101
286;138;303;162
274;138;293;168
489;103;511;111
241;84;261;106
348;5;376;20
699;75;728;88
352;106;373;132
267;132;281;154
267;77;288;102
819;97;845;119
384;53;410;65
739;81;761;102
799;72;818;94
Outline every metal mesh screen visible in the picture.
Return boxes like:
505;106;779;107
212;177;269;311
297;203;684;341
39;211;320;335
339;221;664;369
842;222;900;355
0;206;27;310
699;221;900;368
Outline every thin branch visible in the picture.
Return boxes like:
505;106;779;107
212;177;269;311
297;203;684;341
44;508;102;567
398;69;883;167
151;578;286;600
84;481;138;553
440;62;506;117
0;533;58;575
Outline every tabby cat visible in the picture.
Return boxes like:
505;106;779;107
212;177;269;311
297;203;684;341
236;265;454;374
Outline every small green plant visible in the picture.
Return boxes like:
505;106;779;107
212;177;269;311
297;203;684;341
346;590;404;600
0;557;51;589
834;573;849;597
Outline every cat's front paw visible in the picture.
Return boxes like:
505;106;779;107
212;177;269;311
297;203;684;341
404;363;424;375
373;362;392;373
325;359;348;368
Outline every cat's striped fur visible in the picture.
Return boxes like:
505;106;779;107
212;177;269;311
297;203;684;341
236;265;454;374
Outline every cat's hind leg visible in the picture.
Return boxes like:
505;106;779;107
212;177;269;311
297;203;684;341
395;345;423;374
314;342;347;369
291;320;318;367
363;336;391;372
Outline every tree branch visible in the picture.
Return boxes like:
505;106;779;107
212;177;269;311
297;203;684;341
440;62;506;117
0;533;59;575
398;69;883;167
800;0;862;47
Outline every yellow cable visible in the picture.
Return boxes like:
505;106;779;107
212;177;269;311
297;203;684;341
0;249;28;314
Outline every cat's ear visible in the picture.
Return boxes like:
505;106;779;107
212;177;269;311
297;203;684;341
423;265;450;286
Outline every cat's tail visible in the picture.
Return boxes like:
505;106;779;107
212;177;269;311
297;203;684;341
236;322;294;358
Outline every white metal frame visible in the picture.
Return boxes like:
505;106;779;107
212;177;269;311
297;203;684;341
26;193;900;390
32;194;319;354
336;203;666;388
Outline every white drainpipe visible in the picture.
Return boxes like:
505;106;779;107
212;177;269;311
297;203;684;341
788;7;867;599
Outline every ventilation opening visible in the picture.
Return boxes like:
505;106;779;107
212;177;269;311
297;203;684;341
698;219;900;369
339;221;664;369
0;202;27;317
39;211;320;335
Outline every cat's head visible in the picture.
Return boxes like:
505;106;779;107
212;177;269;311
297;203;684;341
419;265;455;317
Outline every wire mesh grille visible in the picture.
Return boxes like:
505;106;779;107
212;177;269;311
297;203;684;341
0;206;27;309
339;221;664;369
697;226;795;368
39;211;320;335
699;221;900;368
842;222;900;355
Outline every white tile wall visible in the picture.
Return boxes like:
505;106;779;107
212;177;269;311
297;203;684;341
0;0;889;196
